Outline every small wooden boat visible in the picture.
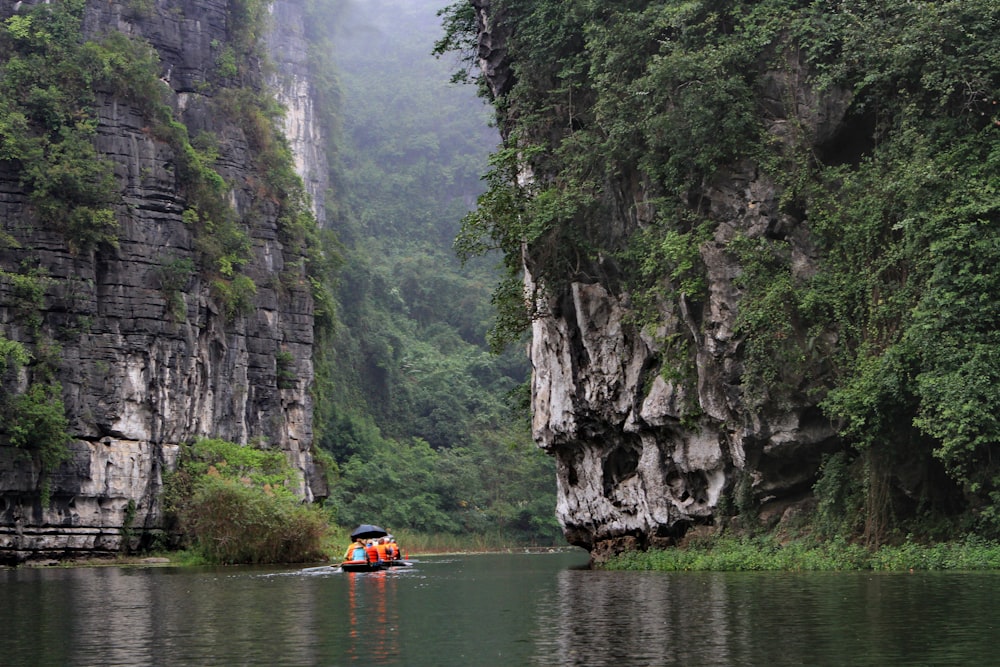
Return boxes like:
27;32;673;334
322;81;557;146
340;559;384;572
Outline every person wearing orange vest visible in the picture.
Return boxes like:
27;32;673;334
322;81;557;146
375;538;389;562
365;540;380;564
344;538;366;563
386;536;399;561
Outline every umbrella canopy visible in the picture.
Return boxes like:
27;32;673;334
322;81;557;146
350;524;388;540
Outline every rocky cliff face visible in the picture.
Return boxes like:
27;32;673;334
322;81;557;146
472;3;849;560
268;0;328;226
0;0;326;563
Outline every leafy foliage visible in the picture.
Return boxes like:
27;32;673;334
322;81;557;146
441;0;771;348
0;0;119;250
5;380;70;466
164;438;329;564
181;476;328;564
0;334;70;503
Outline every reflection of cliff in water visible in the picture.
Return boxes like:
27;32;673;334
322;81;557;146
536;568;1000;666
4;555;1000;665
4;567;324;666
534;569;734;666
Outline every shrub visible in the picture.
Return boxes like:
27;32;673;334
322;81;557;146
211;274;257;321
164;438;330;564
275;349;297;389
182;475;327;564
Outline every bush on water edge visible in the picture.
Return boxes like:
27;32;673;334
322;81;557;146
601;535;1000;572
164;438;332;565
182;476;329;564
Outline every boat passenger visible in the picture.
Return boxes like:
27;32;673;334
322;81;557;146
365;540;381;563
384;538;395;561
376;538;389;562
344;538;367;563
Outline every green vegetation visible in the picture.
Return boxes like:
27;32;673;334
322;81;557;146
385;528;560;555
163;438;330;564
302;0;562;546
0;364;71;506
603;535;1000;572
158;257;196;321
0;295;70;504
0;0;123;251
437;0;1000;546
5;380;70;471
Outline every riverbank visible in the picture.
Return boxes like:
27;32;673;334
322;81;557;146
14;535;1000;572
600;534;1000;571
7;534;575;568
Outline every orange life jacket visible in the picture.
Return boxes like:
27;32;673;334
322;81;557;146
376;543;388;560
365;543;380;562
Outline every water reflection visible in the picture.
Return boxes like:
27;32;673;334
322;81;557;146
72;569;155;666
345;570;400;663
4;555;1000;666
535;568;1000;667
535;569;734;666
3;564;356;667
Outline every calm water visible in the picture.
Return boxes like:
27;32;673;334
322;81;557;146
2;551;998;666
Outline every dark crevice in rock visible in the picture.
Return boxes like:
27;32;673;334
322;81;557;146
603;443;639;497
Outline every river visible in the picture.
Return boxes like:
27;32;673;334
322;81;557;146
3;550;998;666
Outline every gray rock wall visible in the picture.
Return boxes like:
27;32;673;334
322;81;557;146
0;0;326;563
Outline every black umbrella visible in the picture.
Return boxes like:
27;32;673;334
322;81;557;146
350;524;388;540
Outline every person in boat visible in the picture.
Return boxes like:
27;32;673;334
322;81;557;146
365;539;381;564
386;535;399;561
344;537;367;563
375;537;389;562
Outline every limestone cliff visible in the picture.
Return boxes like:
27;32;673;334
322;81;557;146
268;0;328;227
0;0;327;563
468;2;854;560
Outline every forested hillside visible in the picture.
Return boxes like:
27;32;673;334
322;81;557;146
305;0;560;542
438;0;1000;548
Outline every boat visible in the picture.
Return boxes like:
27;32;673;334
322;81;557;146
339;524;411;570
340;556;413;571
340;559;385;572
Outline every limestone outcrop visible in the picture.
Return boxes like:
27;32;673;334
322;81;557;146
471;2;850;559
0;0;326;563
